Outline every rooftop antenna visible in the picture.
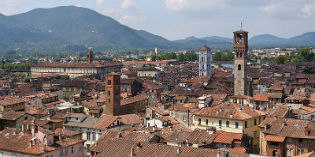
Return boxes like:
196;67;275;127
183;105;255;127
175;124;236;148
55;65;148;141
240;22;243;30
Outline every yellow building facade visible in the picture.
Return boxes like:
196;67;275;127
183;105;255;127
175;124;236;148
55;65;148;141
192;103;265;153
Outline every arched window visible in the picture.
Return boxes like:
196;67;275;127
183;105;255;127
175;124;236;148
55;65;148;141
236;52;239;58
238;64;241;70
240;52;242;58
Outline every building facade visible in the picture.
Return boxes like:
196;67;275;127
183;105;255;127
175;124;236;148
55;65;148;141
198;45;212;77
233;30;248;95
31;50;122;78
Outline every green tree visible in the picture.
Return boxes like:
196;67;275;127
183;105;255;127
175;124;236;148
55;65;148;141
275;56;286;64
303;67;315;74
151;53;157;61
299;47;314;62
177;53;185;61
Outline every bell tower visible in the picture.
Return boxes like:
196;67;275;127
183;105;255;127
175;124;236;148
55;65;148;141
104;72;121;116
86;49;93;63
233;29;248;95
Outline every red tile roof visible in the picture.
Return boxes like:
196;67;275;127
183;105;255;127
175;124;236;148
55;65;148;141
265;135;285;142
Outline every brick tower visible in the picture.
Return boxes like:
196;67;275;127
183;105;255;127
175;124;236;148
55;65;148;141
233;29;248;95
105;72;121;115
87;49;93;63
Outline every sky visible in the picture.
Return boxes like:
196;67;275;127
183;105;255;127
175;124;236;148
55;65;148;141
0;0;314;40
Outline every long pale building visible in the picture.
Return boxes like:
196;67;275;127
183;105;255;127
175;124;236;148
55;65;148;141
31;50;122;78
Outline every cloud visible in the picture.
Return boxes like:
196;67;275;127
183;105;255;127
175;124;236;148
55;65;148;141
96;0;104;5
259;0;314;20
165;0;187;12
120;14;148;24
121;0;137;10
301;4;313;17
0;0;25;15
164;0;225;17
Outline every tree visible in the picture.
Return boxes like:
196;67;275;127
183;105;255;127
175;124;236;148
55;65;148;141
177;53;185;61
151;53;157;61
275;56;286;64
299;47;314;62
303;67;315;74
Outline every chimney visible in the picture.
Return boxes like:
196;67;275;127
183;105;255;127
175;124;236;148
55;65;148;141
130;148;134;157
58;133;62;141
31;119;35;137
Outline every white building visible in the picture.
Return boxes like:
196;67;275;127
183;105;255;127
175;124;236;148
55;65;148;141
198;45;212;77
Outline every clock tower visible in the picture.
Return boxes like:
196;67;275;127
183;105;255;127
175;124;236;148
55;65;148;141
233;29;248;95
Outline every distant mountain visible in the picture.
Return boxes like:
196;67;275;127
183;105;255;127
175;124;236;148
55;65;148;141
0;6;173;51
0;6;313;52
249;32;315;47
174;36;233;49
176;32;315;49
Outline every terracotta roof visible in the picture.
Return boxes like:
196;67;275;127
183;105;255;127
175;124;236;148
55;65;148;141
194;102;265;120
227;147;247;154
0;111;25;120
199;45;211;51
254;94;269;102
293;151;315;157
119;114;142;126
121;94;148;106
214;131;243;144
265;135;285;142
54;128;82;137
267;93;283;99
0;96;26;106
94;115;120;130
34;61;122;68
91;138;248;157
259;117;315;139
55;138;85;148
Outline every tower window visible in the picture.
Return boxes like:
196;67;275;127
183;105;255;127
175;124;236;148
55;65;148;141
240;52;242;58
238;64;241;70
107;80;111;85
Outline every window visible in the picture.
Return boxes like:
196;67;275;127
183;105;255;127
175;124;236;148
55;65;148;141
79;146;83;151
206;119;209;125
107;80;111;85
226;121;229;127
12;154;16;157
219;120;222;126
238;64;241;70
254;119;257;125
240;52;242;58
60;149;63;157
0;152;2;157
198;118;201;125
235;122;239;128
87;144;90;150
183;115;186;121
107;91;111;96
65;148;69;155
92;132;96;141
245;121;248;128
72;146;74;153
87;132;91;140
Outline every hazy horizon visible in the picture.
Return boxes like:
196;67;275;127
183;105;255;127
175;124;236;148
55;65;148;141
0;0;314;40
